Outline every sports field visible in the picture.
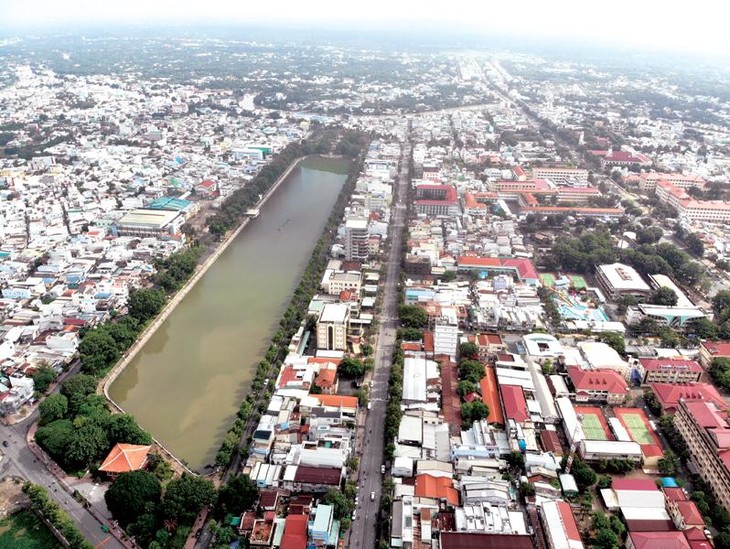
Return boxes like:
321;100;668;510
575;406;612;440
569;275;587;290
619;412;655;445
540;273;556;287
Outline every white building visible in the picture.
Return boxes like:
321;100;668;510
434;322;459;359
344;218;369;262
316;303;350;351
595;263;651;299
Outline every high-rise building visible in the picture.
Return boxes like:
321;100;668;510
344;218;369;262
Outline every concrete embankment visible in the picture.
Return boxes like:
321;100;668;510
100;157;303;474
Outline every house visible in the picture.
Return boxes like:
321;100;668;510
195;179;218;197
567;366;629;404
649;382;724;414
280;514;308;549
414;474;460;506
98;443;152;476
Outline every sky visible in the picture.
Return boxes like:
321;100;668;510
2;0;728;56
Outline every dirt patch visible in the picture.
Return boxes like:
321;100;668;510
0;476;27;518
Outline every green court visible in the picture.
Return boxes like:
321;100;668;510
540;273;556;287
621;413;654;445
569;275;587;290
581;413;608;440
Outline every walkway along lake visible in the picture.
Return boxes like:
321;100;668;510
108;164;347;470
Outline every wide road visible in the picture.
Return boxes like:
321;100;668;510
350;134;411;549
0;419;126;549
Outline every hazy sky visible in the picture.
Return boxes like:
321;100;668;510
3;0;728;55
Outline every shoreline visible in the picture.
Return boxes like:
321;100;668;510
100;156;304;474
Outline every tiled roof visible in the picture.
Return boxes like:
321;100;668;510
415;474;459;505
629;531;690;549
500;384;529;423
98;443;151;474
650;382;725;412
568;366;628;395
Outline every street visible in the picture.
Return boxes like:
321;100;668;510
349;133;411;548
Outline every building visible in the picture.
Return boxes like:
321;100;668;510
415;184;460;216
637;172;705;193
324;271;361;295
532;167;589;186
626;531;690;549
539;500;584;549
626;303;708;328
434;322;459;359
98;444;152;476
520;206;623;219
316;303;350;351
595;263;651;299
116;208;184;238
567;366;628;404
649;382;725;414
699;340;730;368
656;180;730;223
579;440;643;463
600;150;652;170
457;256;540;286
439;532;535;549
344;218;369;262
674;400;730;512
639;358;703;384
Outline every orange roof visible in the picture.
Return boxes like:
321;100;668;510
315;369;337;388
415;474;459;505
307;357;342;366
314;394;358;408
480;366;504;425
99;443;152;474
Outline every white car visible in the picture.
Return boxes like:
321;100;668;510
370;491;376;501
381;465;386;474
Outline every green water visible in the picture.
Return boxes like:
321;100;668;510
109;166;346;469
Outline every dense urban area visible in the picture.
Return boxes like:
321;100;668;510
1;29;730;549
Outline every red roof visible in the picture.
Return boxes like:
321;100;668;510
280;514;307;549
198;179;216;188
540;430;563;455
604;151;651;163
629;531;690;549
314;394;358;409
556;501;581;544
314;369;336;389
463;392;480;403
640;358;702;373
701;340;730;357
500;384;529;423
567;366;628;395
293;466;341;485
650;382;725;412
480;366;504;425
424;331;435;354
415;474;459;505
663;487;687;502
677;501;705;527
98;443;151;474
683;400;728;428
457;255;538;281
440;533;534;549
612;478;659;492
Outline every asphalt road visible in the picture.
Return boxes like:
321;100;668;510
349;136;411;549
0;419;126;549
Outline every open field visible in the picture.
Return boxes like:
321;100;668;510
0;510;61;549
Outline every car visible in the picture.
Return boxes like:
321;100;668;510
381;465;386;474
367;402;372;410
1;441;8;447
370;491;375;501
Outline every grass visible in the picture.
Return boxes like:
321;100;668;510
622;413;655;445
300;155;352;174
581;413;609;440
0;509;61;549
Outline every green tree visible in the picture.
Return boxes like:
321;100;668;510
61;374;98;401
35;419;75;466
65;420;109;470
597;475;612;489
79;329;120;375
571;459;597;490
459;342;479;360
128;288;166;323
339;357;366;378
651;286;678;307
38;393;68;426
397;327;423;341
105;470;162;526
688;317;719;340
107;414;153;446
458;359;485;384
322;488;353;520
457;380;478;397
398;305;428;329
217;475;258;515
599;332;625;355
461;400;490;428
658;450;679;476
685;233;705;257
161;474;217;521
594;528;619;549
713;290;730;321
32;364;57;394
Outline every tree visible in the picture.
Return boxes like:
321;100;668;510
38;393;68;426
457;380;478;397
599;332;625;355
79;329;120;375
107;414;153;446
128;288;166;323
459;342;479;360
61;374;98;402
339;357;367;378
597;475;612;489
461;401;489;428
397;327;423;341
658;450;679;476
594;528;619;549
685;233;705;257
651;286;678;307
217;475;258;515
65;420;109;470
458;359;485;384
713;290;730;321
688;317;719;340
161;474;217;521
398;305;428;329
105;470;162;526
322;489;353;520
32;364;57;394
35;419;75;465
571;459;597;490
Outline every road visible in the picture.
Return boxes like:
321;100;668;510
349;132;411;549
0;418;126;549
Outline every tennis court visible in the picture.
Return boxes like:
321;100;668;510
620;412;655;445
575;406;612;440
540;273;556;287
569;275;587;290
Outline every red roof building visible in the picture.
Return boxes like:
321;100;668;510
650;382;724;414
699;340;730;368
640;359;703;384
628;531;690;549
499;384;529;423
568;366;628;405
415;474;460;506
440;532;534;549
280;514;308;549
480;366;504;426
98;444;152;475
456;256;539;284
